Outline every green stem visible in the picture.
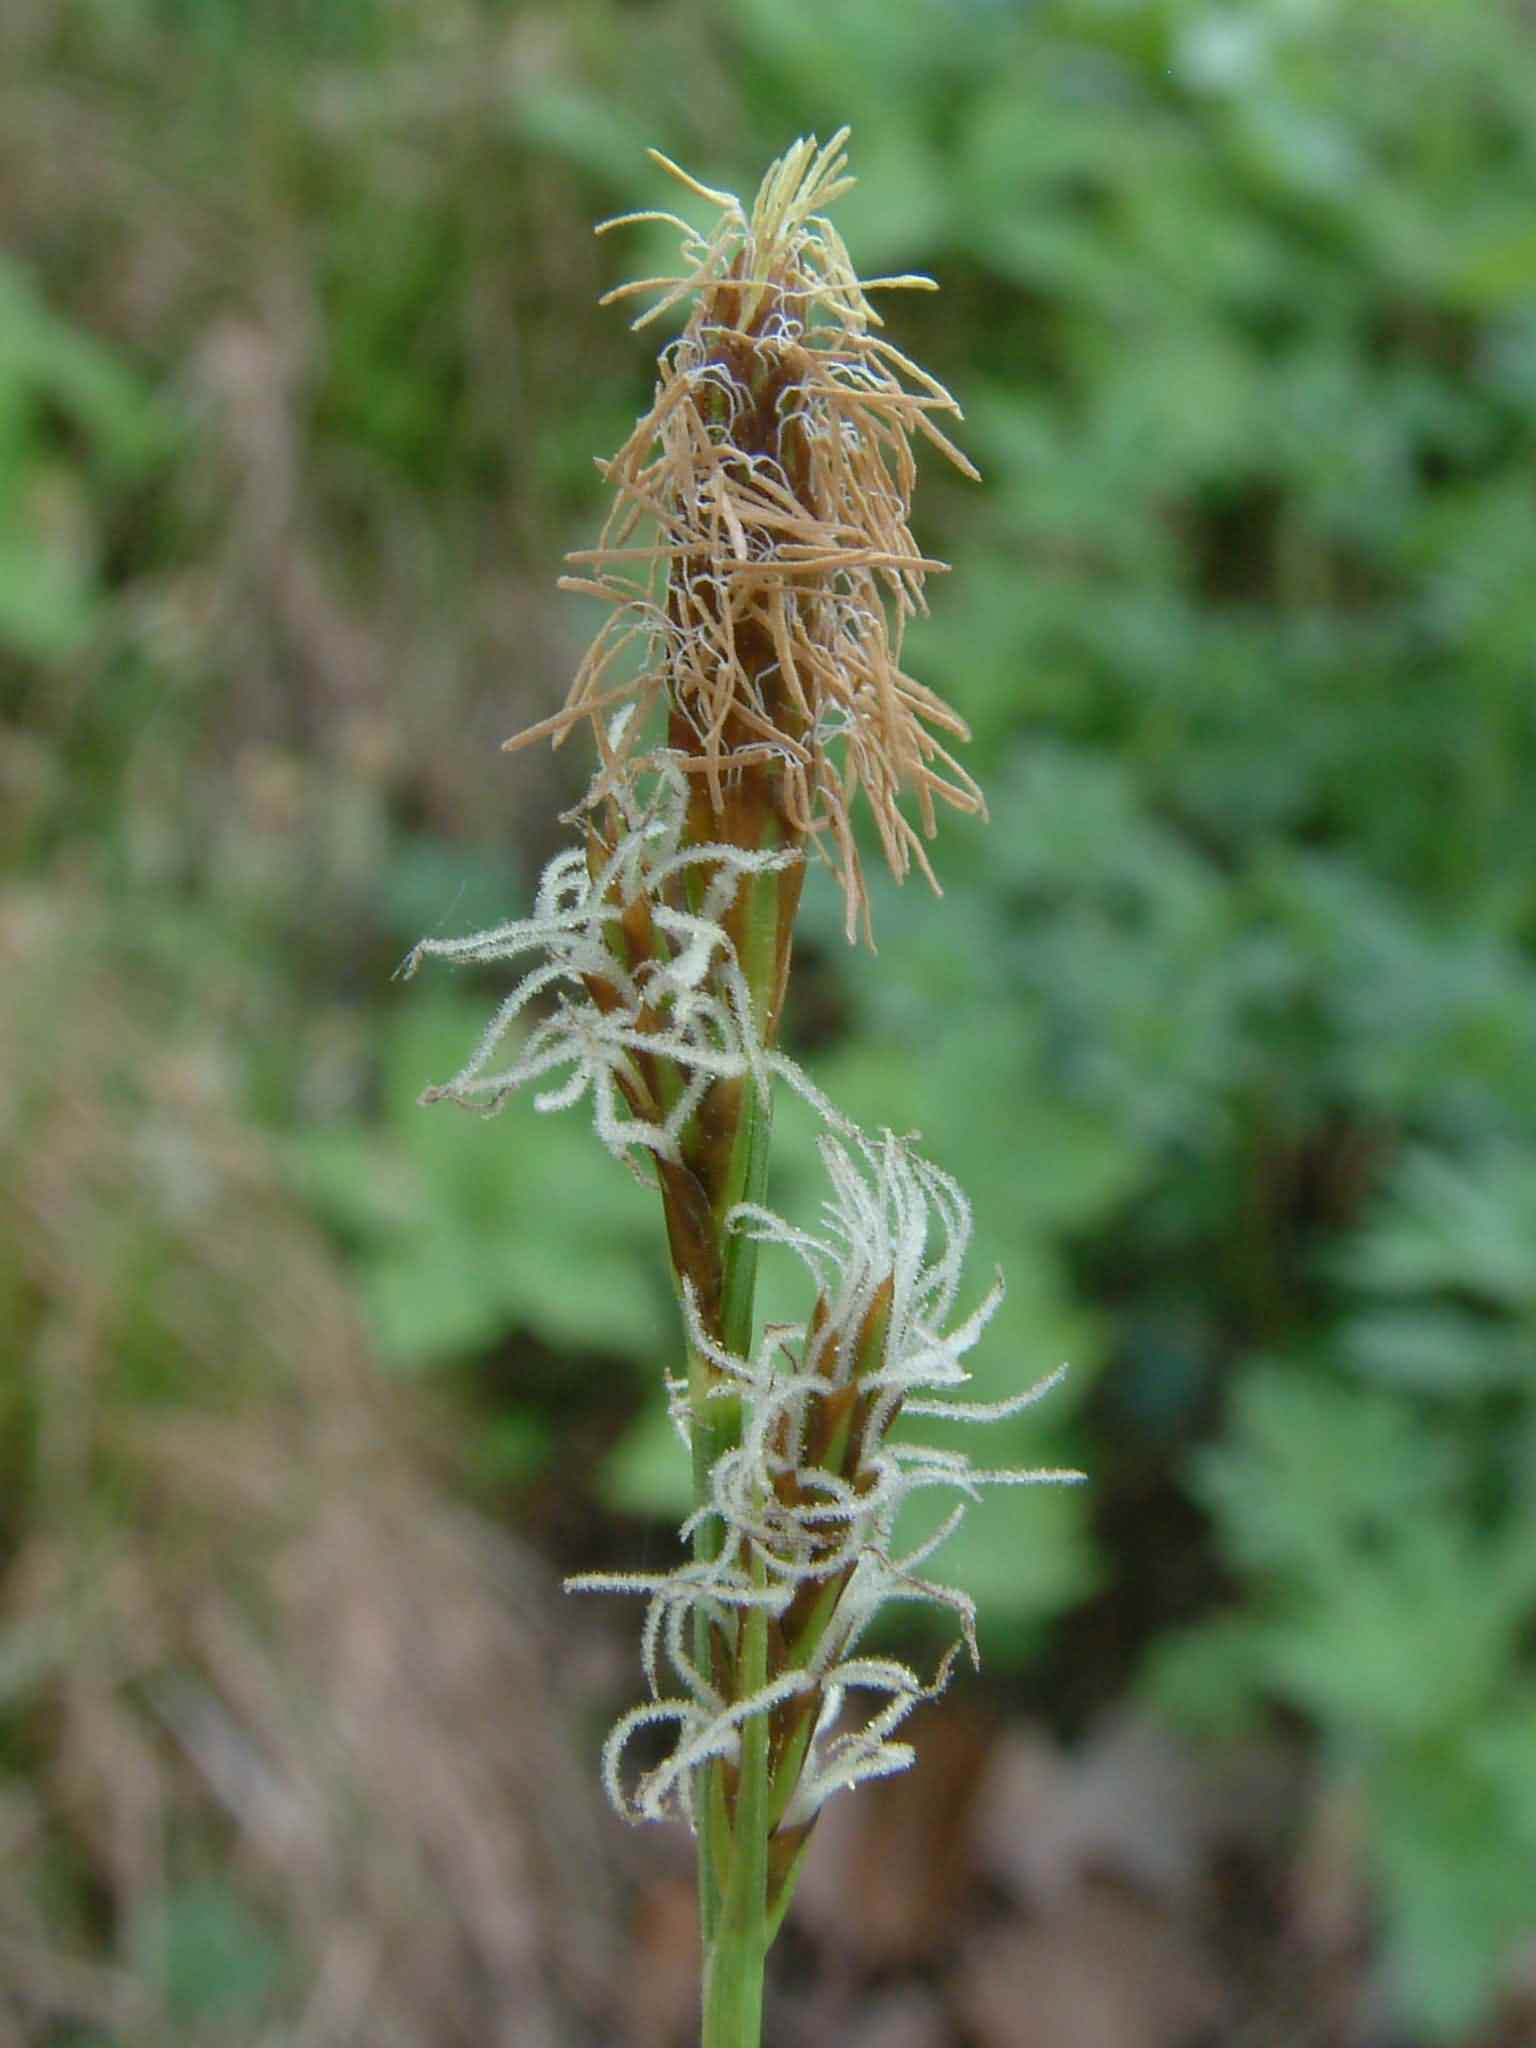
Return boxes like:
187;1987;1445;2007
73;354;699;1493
690;1347;730;1956
692;855;788;2046
701;1559;771;2047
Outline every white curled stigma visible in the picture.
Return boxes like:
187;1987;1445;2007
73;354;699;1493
573;1127;1082;1827
398;755;803;1170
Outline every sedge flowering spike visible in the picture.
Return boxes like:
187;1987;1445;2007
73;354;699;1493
508;127;984;941
397;757;802;1169
407;140;1077;2035
569;1130;1083;1828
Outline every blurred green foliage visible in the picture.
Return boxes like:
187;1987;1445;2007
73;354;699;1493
294;994;669;1368
0;258;169;660
5;0;1536;2037
134;1881;286;2026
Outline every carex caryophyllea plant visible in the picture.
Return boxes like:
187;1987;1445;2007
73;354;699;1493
403;131;1080;2047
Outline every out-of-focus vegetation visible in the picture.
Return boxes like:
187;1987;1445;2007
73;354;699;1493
3;0;1535;2041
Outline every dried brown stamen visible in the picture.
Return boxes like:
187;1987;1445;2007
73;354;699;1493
506;129;983;941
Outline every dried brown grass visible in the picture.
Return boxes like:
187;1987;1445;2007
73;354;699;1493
0;888;616;2047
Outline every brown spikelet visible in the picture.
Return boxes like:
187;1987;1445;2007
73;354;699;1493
507;129;983;941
